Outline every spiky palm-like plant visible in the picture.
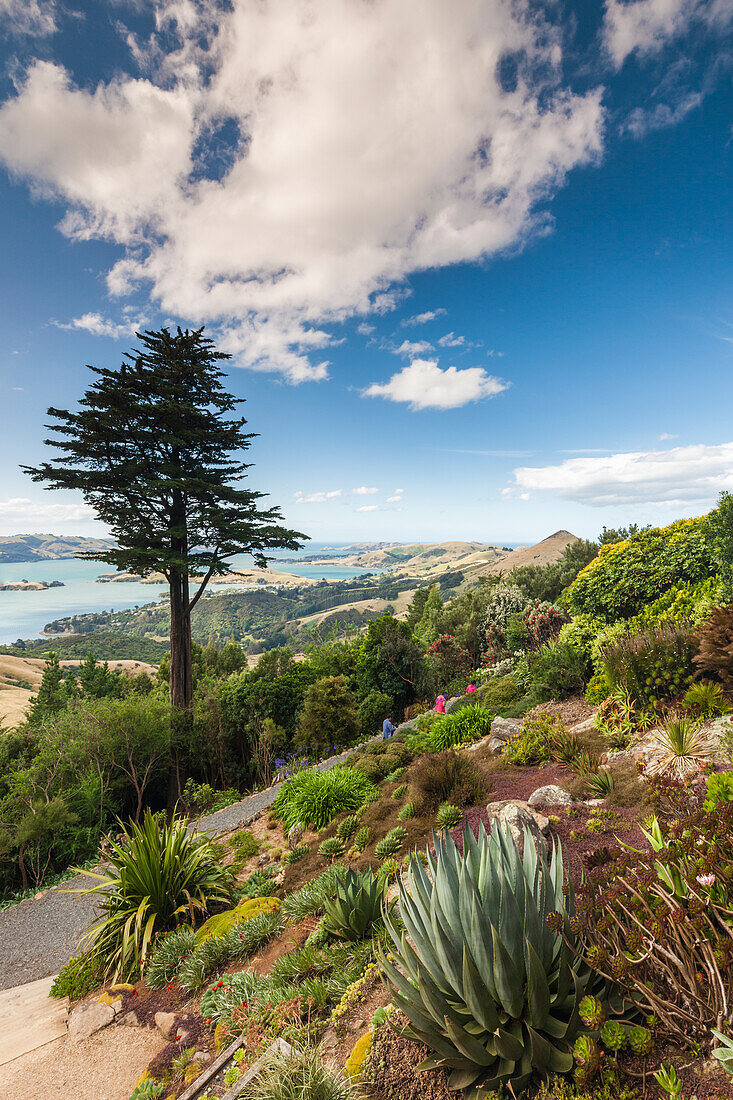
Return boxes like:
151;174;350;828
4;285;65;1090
649;713;713;779
75;811;234;979
379;823;600;1097
322;867;387;941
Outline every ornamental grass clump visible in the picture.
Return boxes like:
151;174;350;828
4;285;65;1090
271;767;376;830
429;704;493;751
74;810;234;979
379;823;601;1096
571;802;733;1043
322;867;387;941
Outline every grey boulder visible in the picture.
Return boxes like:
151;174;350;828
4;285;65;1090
528;784;573;808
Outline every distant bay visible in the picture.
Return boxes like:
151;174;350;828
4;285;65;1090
0;545;380;644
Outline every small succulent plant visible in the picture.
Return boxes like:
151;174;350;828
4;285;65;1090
353;826;370;852
600;1020;626;1052
285;844;310;864
336;815;360;841
375;827;407;859
573;1035;601;1086
435;802;463;829
628;1025;653;1056
377;857;399;882
318;837;346;859
398;800;415;821
578;995;606;1030
392;784;408;800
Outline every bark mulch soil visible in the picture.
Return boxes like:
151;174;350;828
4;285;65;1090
363;1015;454;1100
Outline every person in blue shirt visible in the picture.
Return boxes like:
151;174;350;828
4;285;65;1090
382;716;396;739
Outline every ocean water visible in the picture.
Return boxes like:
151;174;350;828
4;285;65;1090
0;546;379;643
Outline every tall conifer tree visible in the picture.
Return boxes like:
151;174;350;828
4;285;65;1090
24;327;304;794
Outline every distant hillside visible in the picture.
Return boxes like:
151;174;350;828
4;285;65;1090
0;533;116;563
482;530;579;577
294;536;578;584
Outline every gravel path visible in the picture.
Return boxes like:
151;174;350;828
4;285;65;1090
0;735;382;991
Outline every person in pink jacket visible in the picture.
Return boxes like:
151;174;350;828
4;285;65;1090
466;681;477;694
435;692;447;714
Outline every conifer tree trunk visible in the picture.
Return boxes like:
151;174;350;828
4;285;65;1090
168;570;193;711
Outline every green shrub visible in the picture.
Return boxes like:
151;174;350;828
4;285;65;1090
435;802;463;829
353;826;370;852
271;767;376;831
231;829;259;860
599;623;696;708
411;750;488;811
380;822;601;1095
358;689;393;736
322;867;387;941
704;771;733;811
683;679;731;718
504;714;564;766
384;766;405;782
391;784;407;799
565;518;715;621
145;926;198;989
374;827;407;859
398;801;415;821
75;810;234;979
526;640;588;701
50;950;105;1000
633;576;721;629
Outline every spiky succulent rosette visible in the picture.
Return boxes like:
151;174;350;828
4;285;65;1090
379;822;598;1097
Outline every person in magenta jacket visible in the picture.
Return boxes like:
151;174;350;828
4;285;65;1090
435;692;446;714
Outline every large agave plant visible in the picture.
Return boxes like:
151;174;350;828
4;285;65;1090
322;867;387;941
379;823;599;1096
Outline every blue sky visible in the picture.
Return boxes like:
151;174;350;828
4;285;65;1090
0;0;731;547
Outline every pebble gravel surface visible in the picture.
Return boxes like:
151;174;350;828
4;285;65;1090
0;734;382;990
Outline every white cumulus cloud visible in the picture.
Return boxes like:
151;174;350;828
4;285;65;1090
355;504;379;512
401;309;446;327
508;442;733;507
293;489;343;504
364;358;509;411
604;0;733;67
0;0;56;37
393;339;433;357
352;487;378;496
438;332;466;348
0;0;604;382
54;311;148;339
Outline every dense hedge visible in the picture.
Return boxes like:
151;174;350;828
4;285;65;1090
564;518;716;621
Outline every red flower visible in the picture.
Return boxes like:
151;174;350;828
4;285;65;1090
166;983;175;990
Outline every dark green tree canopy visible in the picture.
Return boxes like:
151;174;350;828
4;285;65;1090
23;327;304;604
